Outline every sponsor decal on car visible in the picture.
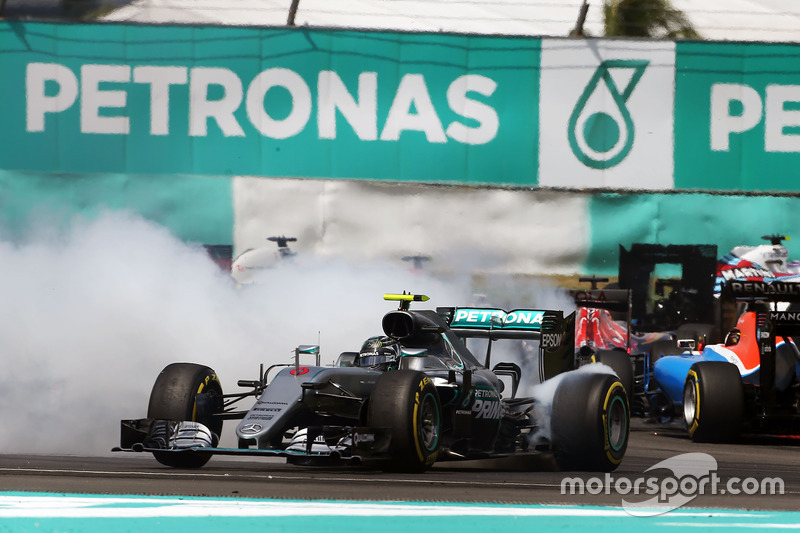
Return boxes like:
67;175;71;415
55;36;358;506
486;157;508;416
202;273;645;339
730;281;800;296
771;312;800;322
450;308;545;330
541;333;562;349
472;388;501;420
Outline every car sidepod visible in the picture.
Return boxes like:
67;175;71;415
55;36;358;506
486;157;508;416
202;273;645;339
652;351;729;407
237;366;382;450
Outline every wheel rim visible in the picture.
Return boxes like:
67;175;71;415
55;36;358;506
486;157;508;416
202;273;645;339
418;393;440;452
683;378;698;427
606;394;627;452
196;384;224;437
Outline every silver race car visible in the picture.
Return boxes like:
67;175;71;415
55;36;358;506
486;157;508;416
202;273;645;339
115;293;629;472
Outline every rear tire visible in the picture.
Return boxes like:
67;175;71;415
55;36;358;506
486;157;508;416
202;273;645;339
147;363;223;468
368;370;441;473
683;361;743;442
594;350;634;402
648;339;680;364
551;372;629;472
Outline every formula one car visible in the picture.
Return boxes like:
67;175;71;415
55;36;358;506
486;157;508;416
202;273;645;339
402;254;432;271
230;235;297;285
568;244;720;419
114;293;630;472
652;281;800;442
716;235;800;292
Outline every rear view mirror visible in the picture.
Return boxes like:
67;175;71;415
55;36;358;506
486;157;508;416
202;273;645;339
400;348;428;357
336;352;358;367
677;338;696;350
295;344;321;367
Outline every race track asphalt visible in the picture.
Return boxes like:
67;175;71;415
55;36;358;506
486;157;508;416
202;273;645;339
1;419;798;512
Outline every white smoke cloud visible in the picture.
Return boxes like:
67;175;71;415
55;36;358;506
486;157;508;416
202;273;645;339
526;362;619;446
0;210;475;455
0;210;582;456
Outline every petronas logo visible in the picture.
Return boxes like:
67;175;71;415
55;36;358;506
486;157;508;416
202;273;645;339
568;59;650;169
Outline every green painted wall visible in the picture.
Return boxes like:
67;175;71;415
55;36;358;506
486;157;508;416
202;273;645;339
0;170;233;243
584;193;800;274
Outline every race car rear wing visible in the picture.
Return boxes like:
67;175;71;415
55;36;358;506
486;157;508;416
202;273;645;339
436;307;564;341
569;288;632;313
720;281;800;336
720;281;800;402
437;306;573;383
569;287;633;352
720;281;800;303
762;311;800;337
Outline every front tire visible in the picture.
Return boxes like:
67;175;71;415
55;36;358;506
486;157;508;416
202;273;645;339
648;339;680;364
551;372;630;472
368;370;441;473
147;363;223;468
683;361;743;443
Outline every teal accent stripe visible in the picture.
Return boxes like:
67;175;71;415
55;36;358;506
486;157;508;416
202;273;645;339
2;492;800;533
3;513;794;533
450;309;545;330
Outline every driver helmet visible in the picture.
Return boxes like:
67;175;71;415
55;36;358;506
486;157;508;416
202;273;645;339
724;328;741;346
358;336;401;370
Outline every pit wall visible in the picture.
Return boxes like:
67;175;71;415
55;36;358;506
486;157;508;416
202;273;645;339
2;22;800;276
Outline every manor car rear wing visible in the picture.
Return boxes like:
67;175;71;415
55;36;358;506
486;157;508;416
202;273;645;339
720;281;800;304
719;281;800;337
720;281;800;403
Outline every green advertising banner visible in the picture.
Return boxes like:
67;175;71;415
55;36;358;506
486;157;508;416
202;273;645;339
674;41;800;192
0;22;540;187
4;22;800;197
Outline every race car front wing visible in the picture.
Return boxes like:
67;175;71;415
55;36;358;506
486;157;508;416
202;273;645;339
113;418;391;462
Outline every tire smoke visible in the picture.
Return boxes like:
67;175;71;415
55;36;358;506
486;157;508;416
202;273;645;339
0;210;469;455
0;209;577;456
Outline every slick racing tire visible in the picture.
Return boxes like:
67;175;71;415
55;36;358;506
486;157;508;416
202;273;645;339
551;372;629;472
683;362;743;443
147;363;224;468
648;339;680;364
594;350;634;403
368;370;441;473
